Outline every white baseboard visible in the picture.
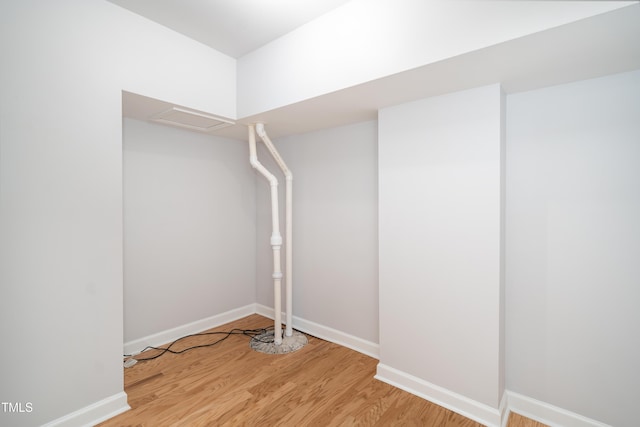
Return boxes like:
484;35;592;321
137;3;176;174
375;363;502;427
123;304;256;356
41;392;129;427
255;303;380;359
499;391;508;427
506;391;611;427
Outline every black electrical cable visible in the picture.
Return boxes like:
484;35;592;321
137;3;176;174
124;326;277;362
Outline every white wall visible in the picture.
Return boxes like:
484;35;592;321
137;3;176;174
237;0;628;117
506;70;640;427
0;1;235;426
377;84;505;425
123;119;255;344
255;121;379;346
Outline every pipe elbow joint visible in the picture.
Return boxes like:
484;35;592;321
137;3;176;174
255;123;266;138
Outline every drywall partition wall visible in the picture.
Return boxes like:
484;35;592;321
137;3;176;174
123;118;255;346
237;0;630;117
506;70;640;427
0;1;235;426
114;10;236;118
255;121;379;355
377;84;505;426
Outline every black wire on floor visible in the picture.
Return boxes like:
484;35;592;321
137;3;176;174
124;327;276;362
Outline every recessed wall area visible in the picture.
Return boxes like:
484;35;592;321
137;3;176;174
122;118;256;347
256;121;379;349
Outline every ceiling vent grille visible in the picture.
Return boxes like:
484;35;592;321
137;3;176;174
150;107;234;132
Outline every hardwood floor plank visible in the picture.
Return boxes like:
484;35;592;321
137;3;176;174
508;412;549;427
100;314;502;426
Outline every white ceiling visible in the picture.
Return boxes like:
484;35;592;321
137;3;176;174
107;0;352;58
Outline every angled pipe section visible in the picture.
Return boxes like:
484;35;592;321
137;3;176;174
256;123;294;338
248;124;283;345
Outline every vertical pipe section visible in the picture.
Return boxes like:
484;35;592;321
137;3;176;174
256;123;293;337
248;124;283;345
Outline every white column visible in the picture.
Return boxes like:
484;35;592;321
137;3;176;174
377;84;505;425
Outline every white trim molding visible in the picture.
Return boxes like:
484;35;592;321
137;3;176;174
41;392;129;427
123;304;256;356
375;363;503;427
499;391;508;427
255;303;380;359
506;391;612;427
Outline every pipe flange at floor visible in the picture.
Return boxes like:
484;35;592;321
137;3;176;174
250;330;308;354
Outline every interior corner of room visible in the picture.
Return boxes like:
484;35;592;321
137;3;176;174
1;1;639;426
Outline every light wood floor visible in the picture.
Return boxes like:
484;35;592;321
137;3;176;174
100;314;546;426
507;412;548;427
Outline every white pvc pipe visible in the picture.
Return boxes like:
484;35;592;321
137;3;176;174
256;123;293;338
248;124;283;345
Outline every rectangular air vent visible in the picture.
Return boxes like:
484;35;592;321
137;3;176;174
150;107;234;132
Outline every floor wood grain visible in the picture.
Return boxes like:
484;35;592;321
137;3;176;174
507;412;549;427
100;314;543;426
